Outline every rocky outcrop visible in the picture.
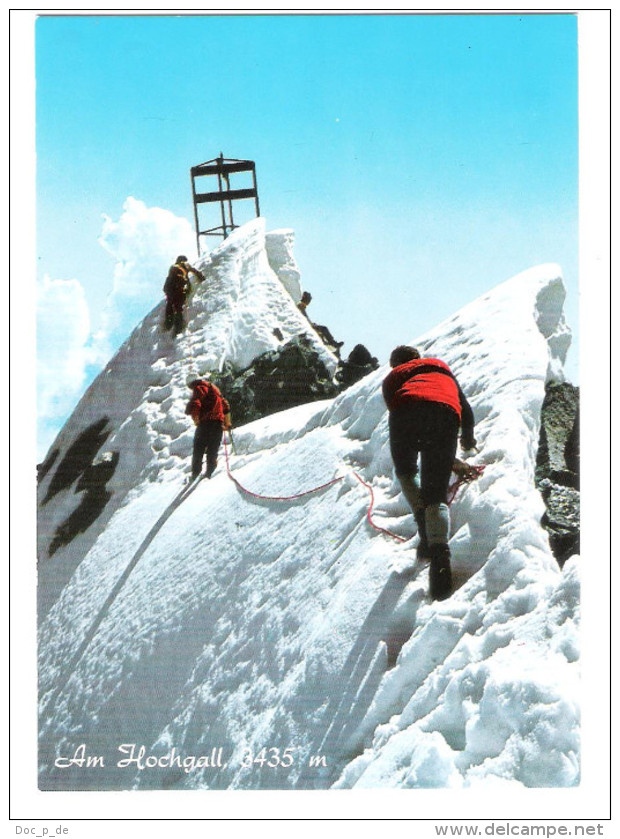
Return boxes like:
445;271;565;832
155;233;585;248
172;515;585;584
210;336;382;429
48;451;120;557
42;417;112;505
211;335;340;427
38;417;120;560
536;382;580;566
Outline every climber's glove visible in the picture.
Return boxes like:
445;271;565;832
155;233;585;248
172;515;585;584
461;435;477;451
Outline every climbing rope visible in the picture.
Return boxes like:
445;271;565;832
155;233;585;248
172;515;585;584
352;471;409;543
222;436;484;543
222;436;344;501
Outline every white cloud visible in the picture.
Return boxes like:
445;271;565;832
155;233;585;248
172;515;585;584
98;196;196;335
37;198;198;457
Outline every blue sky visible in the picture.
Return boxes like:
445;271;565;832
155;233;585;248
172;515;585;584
35;12;579;455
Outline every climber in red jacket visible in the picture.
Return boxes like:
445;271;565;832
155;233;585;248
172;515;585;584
185;379;232;479
382;346;476;600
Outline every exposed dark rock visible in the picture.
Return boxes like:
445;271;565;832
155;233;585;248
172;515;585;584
40;416;120;558
564;406;580;485
536;383;579;488
538;480;580;567
37;448;59;483
536;383;580;566
48;451;120;557
43;418;111;504
211;335;339;427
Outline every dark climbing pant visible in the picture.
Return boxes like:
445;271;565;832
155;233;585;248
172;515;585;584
192;421;223;479
164;297;185;335
313;323;341;350
389;401;459;506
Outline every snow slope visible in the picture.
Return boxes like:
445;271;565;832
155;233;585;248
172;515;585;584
37;218;338;619
37;221;578;792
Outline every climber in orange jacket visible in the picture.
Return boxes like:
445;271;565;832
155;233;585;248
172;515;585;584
382;345;476;600
185;378;231;479
163;255;204;336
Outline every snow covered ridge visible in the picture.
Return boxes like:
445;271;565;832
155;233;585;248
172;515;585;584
37;219;338;619
37;224;578;791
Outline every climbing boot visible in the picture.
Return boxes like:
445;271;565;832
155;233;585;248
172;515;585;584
429;544;452;601
414;510;430;561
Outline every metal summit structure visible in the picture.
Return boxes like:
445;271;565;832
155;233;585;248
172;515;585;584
190;153;260;252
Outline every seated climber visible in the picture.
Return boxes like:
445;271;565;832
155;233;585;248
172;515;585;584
297;291;344;356
382;345;476;601
163;255;204;336
185;377;232;480
297;290;313;319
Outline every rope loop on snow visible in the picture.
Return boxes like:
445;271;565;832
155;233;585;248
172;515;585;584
222;436;484;542
351;471;409;543
222;435;344;501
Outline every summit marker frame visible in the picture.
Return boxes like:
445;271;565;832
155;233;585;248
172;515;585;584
190;153;260;252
